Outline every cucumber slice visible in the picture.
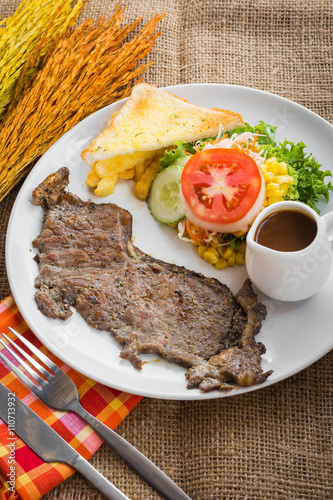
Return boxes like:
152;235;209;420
172;155;190;167
148;165;185;224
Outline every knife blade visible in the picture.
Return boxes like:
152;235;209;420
0;382;129;500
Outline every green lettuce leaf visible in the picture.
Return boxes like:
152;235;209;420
227;122;333;212
159;142;188;169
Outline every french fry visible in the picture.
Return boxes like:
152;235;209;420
86;149;167;197
118;168;135;179
134;159;151;181
94;150;159;177
135;158;161;200
85;162;101;187
94;174;118;196
94;158;126;178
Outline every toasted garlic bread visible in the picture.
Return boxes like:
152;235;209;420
81;83;244;197
81;83;244;164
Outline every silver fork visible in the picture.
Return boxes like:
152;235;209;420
0;327;190;500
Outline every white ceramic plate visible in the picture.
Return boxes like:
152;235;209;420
6;84;333;400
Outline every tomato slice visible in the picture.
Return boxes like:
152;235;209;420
181;148;263;225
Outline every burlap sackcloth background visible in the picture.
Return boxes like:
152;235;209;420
0;0;332;498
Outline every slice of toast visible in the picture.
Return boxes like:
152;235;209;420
81;83;244;164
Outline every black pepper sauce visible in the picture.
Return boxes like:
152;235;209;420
254;209;317;252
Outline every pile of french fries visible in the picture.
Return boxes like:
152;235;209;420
86;148;167;200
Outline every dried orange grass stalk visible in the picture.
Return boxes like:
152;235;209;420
0;0;86;119
0;5;164;201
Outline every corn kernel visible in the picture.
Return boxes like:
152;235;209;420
273;175;292;184
278;162;288;174
238;241;247;254
263;199;268;207
222;246;234;260
168;222;178;228
215;258;228;270
235;252;245;265
268;196;284;205
198;245;207;258
217;245;225;258
269;164;280;175
267;188;282;197
232;228;248;237
266;182;280;191
260;164;268;174
203;248;219;264
265;157;278;165
263;172;275;183
279;183;289;196
280;161;288;175
227;254;236;267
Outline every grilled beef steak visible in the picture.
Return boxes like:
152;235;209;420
186;279;270;391
32;167;272;391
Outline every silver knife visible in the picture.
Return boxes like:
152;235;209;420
0;382;129;500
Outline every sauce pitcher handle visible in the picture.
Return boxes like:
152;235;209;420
322;210;333;242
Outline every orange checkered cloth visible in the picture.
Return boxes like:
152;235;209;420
0;296;143;500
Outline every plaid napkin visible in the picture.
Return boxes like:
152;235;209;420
0;296;142;500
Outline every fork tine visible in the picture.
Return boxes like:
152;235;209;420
0;339;45;386
8;327;59;372
0;350;41;393
2;333;53;382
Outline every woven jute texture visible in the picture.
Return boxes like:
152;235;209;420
0;0;332;499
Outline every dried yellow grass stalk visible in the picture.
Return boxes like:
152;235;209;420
0;0;85;120
0;6;164;202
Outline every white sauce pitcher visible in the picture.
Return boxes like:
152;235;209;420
245;201;333;301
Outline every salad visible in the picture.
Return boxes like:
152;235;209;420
147;122;333;269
